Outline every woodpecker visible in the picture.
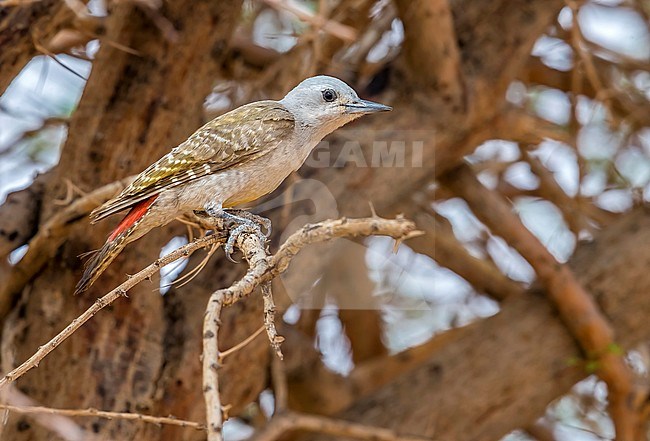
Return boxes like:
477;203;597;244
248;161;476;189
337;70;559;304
74;75;391;294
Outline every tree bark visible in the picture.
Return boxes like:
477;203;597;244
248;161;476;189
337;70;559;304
3;1;635;440
308;207;650;440
0;1;74;95
4;2;248;440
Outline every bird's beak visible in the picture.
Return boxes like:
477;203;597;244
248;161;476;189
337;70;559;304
344;99;392;114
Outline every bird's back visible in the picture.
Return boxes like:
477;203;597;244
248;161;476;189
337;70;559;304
90;101;296;221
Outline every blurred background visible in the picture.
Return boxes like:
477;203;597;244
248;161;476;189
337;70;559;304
1;0;649;440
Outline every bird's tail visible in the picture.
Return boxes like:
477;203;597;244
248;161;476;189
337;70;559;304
74;195;158;295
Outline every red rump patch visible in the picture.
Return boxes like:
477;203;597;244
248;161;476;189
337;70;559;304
107;195;158;242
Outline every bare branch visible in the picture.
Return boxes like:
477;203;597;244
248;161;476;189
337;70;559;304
262;282;284;359
0;403;205;431
0;179;132;320
0;232;225;390
440;163;642;440
395;0;464;105
201;216;418;441
251;411;430;441
261;0;357;42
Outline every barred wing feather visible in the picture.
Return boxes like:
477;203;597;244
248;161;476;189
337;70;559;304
90;102;295;222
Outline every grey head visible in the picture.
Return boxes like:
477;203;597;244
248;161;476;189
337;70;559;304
279;75;391;132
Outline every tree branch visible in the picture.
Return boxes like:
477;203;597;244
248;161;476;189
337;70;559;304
0;232;225;390
0;403;205;431
0;179;130;321
308;207;650;440
395;0;464;106
251;411;429;441
439;163;642;440
201;216;418;441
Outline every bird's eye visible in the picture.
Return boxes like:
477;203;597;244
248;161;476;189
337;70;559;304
322;89;337;102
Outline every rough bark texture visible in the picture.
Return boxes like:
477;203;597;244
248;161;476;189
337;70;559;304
1;0;645;440
0;1;74;95
289;0;566;223
309;207;650;440
3;2;254;440
0;178;43;259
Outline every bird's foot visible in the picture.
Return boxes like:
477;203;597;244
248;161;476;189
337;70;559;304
223;220;267;263
224;209;272;238
202;203;270;263
204;202;223;218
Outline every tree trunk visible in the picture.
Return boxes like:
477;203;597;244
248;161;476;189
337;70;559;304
3;2;260;440
307;207;650;440
1;0;646;440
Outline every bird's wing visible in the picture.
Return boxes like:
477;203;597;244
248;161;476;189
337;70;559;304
90;101;295;222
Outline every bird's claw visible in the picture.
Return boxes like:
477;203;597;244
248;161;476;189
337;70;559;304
223;234;240;263
224;222;267;263
251;214;272;238
225;209;272;238
259;218;272;238
202;205;271;262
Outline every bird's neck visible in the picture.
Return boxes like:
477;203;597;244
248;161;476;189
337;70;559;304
297;114;359;139
282;120;334;172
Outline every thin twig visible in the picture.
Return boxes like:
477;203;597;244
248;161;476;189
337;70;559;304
53;178;87;206
0;233;225;390
218;326;265;361
0;385;90;441
0;178;132;320
0;403;205;431
33;36;87;81
201;216;418;441
262;282;284;359
440;163;641;441
250;411;430;441
261;0;357;41
165;242;218;290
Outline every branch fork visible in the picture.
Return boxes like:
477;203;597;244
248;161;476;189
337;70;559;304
201;215;418;441
0;205;417;440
